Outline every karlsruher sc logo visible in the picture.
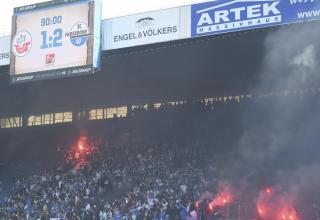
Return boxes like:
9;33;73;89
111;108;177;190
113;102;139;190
192;0;282;37
12;30;32;57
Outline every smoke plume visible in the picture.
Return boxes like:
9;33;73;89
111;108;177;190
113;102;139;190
217;22;320;217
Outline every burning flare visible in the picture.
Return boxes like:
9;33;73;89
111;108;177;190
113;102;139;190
209;182;234;210
256;187;300;220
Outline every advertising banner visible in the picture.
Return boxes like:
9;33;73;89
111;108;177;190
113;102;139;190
0;36;10;66
191;0;320;37
103;8;182;50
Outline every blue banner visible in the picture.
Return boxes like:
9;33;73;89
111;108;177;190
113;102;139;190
191;0;320;37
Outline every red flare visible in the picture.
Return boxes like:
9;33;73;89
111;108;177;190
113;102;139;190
277;205;299;220
209;183;234;210
265;187;273;195
257;204;268;218
256;188;300;220
210;192;233;207
209;203;213;211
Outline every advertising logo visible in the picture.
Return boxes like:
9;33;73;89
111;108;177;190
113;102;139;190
192;0;282;37
45;53;55;65
12;30;32;57
65;22;89;47
290;0;316;4
135;17;155;28
0;53;9;60
113;17;178;43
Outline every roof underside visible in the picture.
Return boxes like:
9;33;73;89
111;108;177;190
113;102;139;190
0;22;319;115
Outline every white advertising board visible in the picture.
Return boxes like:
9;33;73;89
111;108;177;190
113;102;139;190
103;7;189;50
0;36;10;66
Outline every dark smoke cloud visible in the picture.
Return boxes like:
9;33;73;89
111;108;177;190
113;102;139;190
216;22;320;212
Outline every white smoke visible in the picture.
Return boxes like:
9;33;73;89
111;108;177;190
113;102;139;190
237;22;320;162
291;44;316;68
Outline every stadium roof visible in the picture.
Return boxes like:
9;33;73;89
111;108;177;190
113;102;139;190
0;22;319;116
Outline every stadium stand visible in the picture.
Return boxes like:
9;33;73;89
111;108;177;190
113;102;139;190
1;13;320;220
1;92;320;219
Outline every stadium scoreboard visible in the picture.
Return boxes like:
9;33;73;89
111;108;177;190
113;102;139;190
10;0;101;83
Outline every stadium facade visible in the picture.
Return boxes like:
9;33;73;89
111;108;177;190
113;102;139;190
0;0;319;129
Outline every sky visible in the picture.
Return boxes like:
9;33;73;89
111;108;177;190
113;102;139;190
0;0;208;32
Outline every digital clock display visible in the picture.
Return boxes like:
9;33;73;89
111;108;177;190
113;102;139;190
41;16;63;26
10;0;101;83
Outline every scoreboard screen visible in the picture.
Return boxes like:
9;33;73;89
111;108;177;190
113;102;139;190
10;0;101;83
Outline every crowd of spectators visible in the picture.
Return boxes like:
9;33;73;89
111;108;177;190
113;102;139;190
0;127;220;220
1;92;320;220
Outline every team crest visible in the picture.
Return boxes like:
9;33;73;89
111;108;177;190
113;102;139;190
12;30;32;57
65;22;89;47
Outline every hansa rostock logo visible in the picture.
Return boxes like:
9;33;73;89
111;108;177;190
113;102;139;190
192;0;282;36
12;30;32;57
